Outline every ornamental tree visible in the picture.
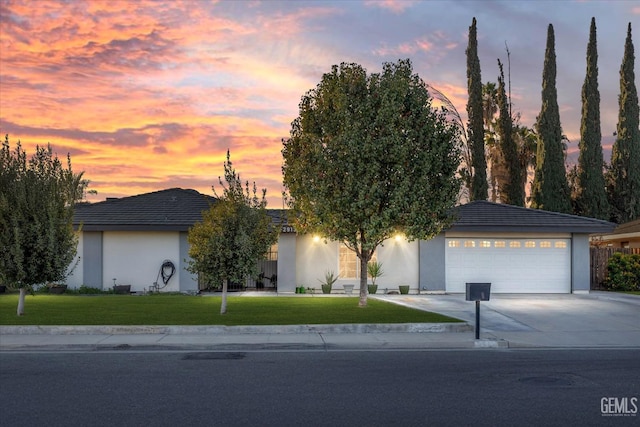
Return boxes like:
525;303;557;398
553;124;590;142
0;135;89;315
466;17;488;201
282;59;461;307
608;23;640;223
187;151;277;314
575;17;609;220
531;24;572;213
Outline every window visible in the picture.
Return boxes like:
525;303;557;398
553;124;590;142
525;241;536;248
555;241;567;248
339;245;376;279
540;241;551;248
494;241;506;248
480;240;491;248
510;241;521;248
448;240;460;248
464;240;475;248
264;243;278;261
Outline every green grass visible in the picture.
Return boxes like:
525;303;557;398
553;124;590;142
0;294;461;326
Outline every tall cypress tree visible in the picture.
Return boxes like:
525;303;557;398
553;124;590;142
531;24;572;213
496;59;523;206
608;23;640;223
466;17;488;201
576;18;609;219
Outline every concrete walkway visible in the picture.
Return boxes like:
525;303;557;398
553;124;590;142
1;292;639;351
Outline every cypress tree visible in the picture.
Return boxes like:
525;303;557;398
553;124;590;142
531;24;572;213
496;59;523;206
608;23;640;223
466;17;488;201
576;17;609;219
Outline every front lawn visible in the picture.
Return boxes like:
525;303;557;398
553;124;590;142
0;294;461;326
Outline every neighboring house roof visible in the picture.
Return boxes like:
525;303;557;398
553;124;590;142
449;201;616;234
74;188;287;232
74;188;217;231
594;218;640;243
611;218;640;236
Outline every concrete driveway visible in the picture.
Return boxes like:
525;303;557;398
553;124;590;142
373;292;640;348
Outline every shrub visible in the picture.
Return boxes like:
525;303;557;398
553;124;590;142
605;252;640;291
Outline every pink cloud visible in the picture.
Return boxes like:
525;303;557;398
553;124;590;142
364;0;418;14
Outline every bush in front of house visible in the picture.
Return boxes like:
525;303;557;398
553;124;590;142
605;252;640;291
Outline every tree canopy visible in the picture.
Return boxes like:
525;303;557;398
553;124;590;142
496;59;524;206
575;17;609;220
282;59;461;306
187;151;277;314
0;135;88;315
466;17;488;201
608;23;640;223
531;24;572;213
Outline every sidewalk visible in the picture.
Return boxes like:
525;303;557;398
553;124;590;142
2;292;639;351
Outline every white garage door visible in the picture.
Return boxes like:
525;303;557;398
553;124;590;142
445;238;571;293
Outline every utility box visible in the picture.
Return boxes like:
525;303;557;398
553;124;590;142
466;282;491;301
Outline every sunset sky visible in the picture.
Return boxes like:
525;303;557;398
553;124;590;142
1;0;637;206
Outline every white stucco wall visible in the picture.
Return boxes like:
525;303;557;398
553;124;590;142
66;232;84;288
103;231;181;292
374;238;419;291
294;235;419;292
295;235;339;290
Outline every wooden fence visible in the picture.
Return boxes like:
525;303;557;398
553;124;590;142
590;247;640;289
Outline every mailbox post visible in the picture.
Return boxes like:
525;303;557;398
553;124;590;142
465;283;491;339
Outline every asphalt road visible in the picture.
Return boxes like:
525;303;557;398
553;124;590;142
1;349;639;426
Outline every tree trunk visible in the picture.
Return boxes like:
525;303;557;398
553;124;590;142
17;287;27;316
220;279;228;314
358;254;369;307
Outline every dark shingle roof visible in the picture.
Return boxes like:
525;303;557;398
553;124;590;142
74;191;617;234
74;188;217;231
450;200;616;234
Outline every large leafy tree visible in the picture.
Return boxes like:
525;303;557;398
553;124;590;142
496;60;524;206
0;135;88;315
607;23;640;223
282;59;461;307
531;24;572;213
187;151;277;314
575;18;609;220
466;17;488;201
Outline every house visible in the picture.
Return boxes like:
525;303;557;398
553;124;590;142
70;188;216;292
593;218;640;249
71;189;616;294
281;200;616;294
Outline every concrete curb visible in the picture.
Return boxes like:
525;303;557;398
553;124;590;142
0;322;473;335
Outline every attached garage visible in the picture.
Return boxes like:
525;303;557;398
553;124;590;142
419;201;617;294
445;236;571;293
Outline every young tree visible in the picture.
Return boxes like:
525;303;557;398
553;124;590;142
0;135;88;315
496;60;524;206
282;60;461;307
187;151;277;314
466;17;488;201
575;18;609;220
607;23;640;223
531;24;572;213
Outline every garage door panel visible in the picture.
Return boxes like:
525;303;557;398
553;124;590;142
446;238;571;293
